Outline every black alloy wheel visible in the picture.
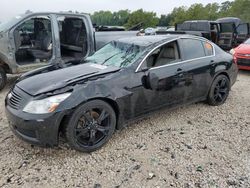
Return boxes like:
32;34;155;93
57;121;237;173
65;100;116;152
207;75;230;106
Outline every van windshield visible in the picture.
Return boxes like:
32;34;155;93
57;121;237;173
86;41;145;68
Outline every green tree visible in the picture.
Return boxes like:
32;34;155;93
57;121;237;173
91;11;113;26
220;1;233;12
204;3;220;20
169;3;220;25
158;14;172;26
186;3;207;20
170;6;188;25
229;0;250;22
125;9;159;29
112;10;130;26
90;0;250;29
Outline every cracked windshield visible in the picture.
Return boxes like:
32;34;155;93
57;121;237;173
86;41;145;67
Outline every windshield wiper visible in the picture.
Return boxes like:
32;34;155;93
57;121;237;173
101;52;122;65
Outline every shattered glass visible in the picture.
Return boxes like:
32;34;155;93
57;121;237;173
86;41;146;68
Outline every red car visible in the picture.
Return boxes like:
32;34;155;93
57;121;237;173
231;38;250;70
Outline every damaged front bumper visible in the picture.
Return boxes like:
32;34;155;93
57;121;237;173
5;105;65;147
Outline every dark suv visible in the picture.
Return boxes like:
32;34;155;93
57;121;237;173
175;17;249;50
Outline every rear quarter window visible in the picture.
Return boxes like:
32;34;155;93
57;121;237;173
181;39;206;60
203;42;214;56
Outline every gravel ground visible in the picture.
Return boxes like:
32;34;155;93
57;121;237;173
0;71;250;188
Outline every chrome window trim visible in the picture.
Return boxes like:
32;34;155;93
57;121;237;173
135;36;216;72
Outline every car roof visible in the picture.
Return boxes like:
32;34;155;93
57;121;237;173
0;11;90;32
116;35;181;47
183;20;218;24
216;17;242;26
184;20;210;23
25;11;90;17
115;34;207;47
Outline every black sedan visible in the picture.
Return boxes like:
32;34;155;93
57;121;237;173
5;35;238;152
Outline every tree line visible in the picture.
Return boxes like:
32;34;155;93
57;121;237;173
91;0;250;29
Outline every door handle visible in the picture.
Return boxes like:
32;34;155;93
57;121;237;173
176;68;184;78
177;68;183;72
210;60;216;67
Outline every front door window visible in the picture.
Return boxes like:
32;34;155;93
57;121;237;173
14;16;53;66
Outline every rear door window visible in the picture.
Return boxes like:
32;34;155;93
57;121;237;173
181;39;206;60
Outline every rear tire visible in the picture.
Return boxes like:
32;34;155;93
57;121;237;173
207;75;230;106
0;67;7;91
65;100;116;152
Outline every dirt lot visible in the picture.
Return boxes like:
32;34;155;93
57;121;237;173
0;71;250;188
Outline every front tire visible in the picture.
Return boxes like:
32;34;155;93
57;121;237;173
65;100;116;152
207;75;230;106
0;67;7;91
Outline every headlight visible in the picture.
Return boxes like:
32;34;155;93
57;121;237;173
229;49;235;55
23;93;71;114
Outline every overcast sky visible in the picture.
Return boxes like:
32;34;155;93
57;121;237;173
1;0;228;22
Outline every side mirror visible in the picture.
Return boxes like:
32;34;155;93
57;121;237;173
141;72;159;90
148;72;159;90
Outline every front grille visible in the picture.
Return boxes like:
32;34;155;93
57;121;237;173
237;53;250;57
8;89;23;110
7;86;30;110
237;58;250;66
220;33;232;38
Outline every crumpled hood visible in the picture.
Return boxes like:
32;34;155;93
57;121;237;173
16;63;120;96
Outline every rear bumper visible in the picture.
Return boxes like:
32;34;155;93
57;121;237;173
5;105;65;147
236;56;250;70
238;65;250;71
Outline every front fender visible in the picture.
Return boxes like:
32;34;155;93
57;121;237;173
0;51;12;73
57;81;132;124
